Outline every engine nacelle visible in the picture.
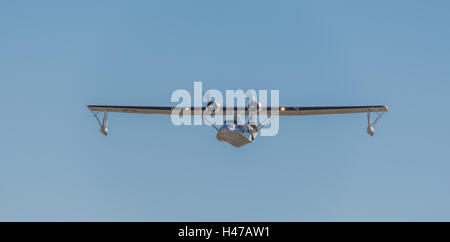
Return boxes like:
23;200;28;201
205;101;221;117
248;100;261;111
247;100;260;125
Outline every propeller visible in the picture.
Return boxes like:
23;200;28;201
247;94;260;126
203;92;214;107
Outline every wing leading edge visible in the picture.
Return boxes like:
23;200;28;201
87;105;388;116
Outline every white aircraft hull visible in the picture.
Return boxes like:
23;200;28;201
216;124;254;147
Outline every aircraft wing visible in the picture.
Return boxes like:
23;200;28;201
87;105;388;116
272;105;388;116
88;105;174;114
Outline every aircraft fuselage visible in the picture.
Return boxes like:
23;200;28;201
216;121;257;147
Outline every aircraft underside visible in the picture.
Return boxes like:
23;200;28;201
216;123;256;147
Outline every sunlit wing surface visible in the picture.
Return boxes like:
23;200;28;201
87;105;388;116
88;105;174;114
274;105;388;116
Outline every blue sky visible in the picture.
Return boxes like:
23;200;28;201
1;0;450;221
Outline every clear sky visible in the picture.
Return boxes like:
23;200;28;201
1;0;450;221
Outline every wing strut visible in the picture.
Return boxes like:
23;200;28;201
258;116;275;129
202;116;219;131
92;110;109;136
367;111;384;136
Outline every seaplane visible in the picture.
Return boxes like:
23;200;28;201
87;96;389;147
